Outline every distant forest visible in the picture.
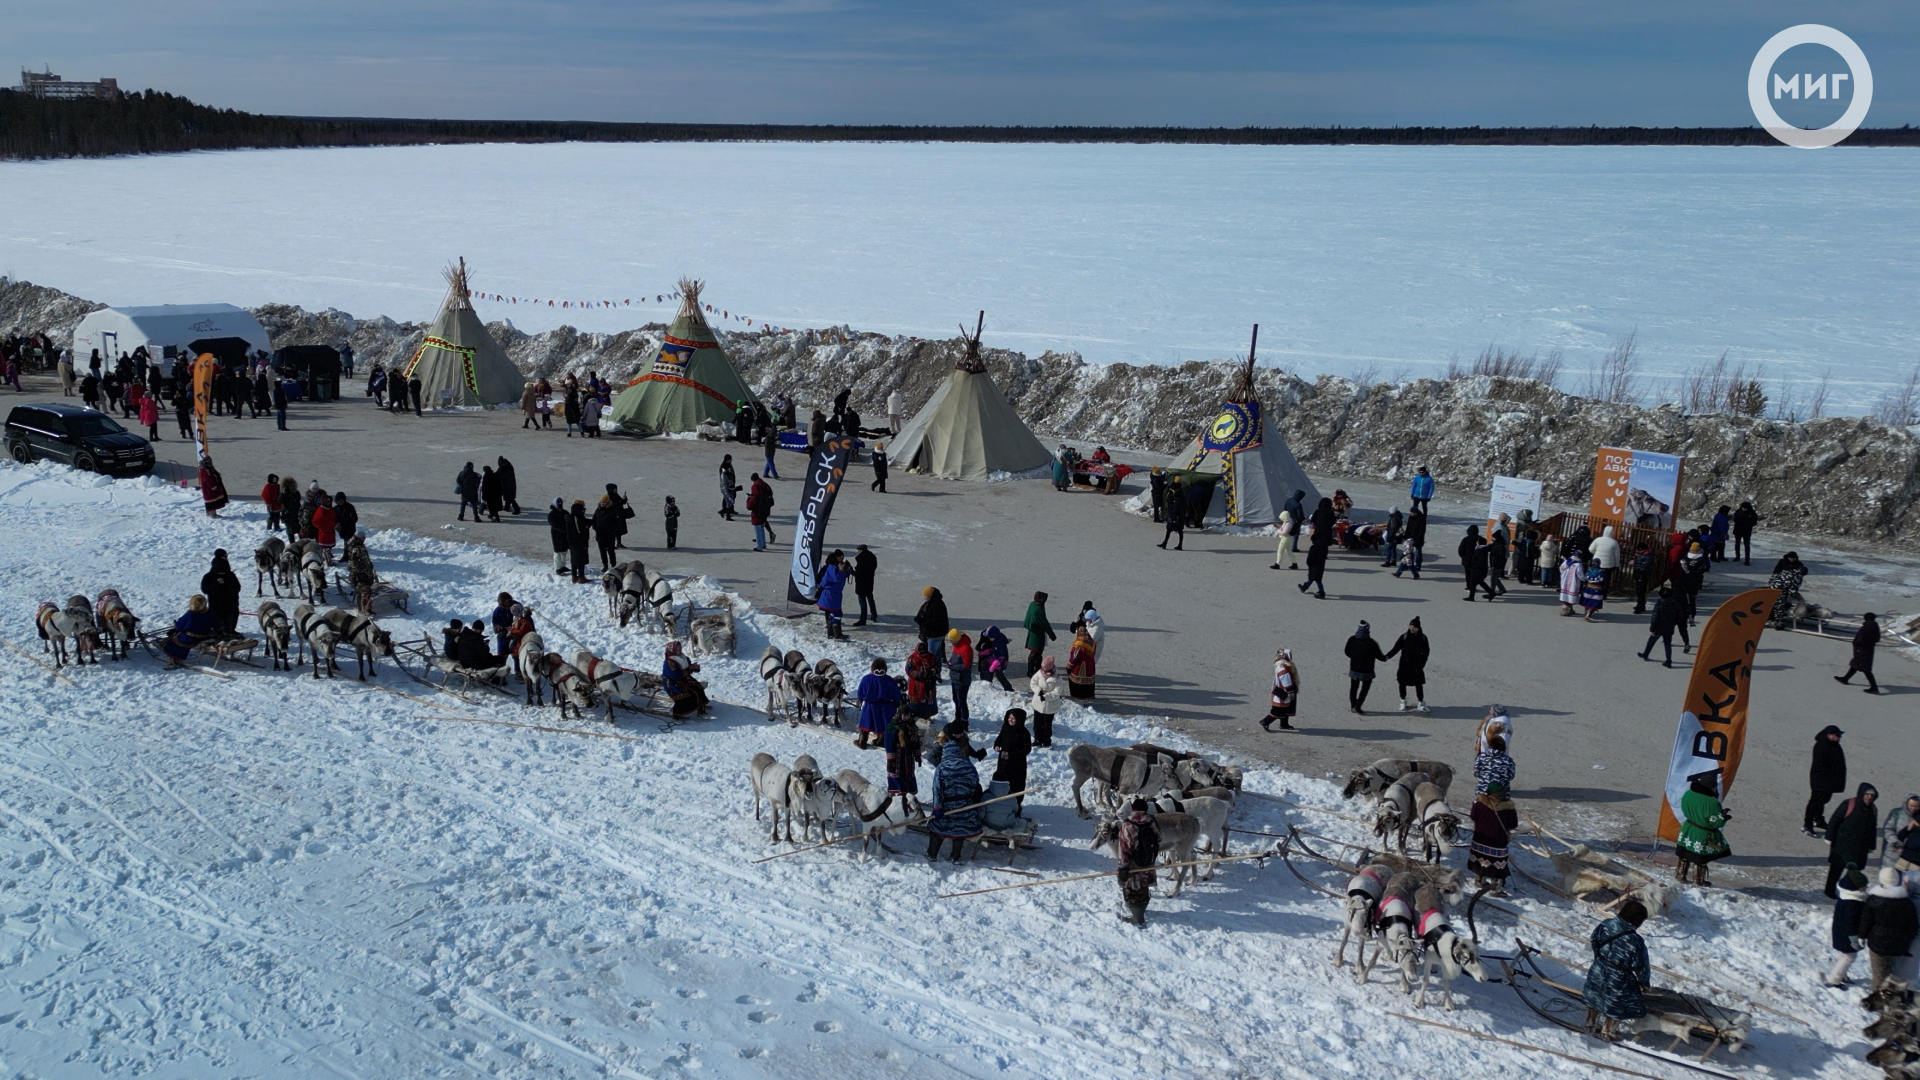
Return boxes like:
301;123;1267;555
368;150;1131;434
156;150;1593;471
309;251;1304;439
4;88;1918;158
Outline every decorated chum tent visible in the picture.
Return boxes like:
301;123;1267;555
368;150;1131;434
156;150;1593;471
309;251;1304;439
1167;328;1319;526
607;280;758;436
890;312;1051;481
402;259;525;408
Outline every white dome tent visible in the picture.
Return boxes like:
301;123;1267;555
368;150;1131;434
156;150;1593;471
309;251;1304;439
70;304;271;364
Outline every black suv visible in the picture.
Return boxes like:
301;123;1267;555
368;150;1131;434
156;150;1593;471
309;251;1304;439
5;402;156;476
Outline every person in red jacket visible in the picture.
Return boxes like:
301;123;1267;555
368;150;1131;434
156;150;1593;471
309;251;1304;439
261;474;282;533
198;458;229;518
311;493;338;563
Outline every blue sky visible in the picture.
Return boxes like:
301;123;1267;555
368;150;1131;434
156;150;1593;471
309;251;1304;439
7;0;1914;125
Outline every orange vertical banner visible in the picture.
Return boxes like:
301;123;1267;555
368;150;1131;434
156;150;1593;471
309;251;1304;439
1588;445;1631;527
1655;587;1780;841
191;353;216;463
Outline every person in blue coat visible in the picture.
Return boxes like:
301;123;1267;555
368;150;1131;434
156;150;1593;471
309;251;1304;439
927;722;984;863
854;657;900;750
816;550;849;640
1409;466;1436;514
1582;900;1651;1038
161;595;214;668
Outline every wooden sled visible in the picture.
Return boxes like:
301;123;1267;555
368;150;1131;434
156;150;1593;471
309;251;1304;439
194;636;259;669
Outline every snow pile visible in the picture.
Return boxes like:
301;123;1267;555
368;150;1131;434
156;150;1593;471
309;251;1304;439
0;461;1875;1078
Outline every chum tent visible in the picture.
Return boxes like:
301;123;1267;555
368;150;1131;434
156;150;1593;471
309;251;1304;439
71;304;271;363
607;279;757;436
400;259;525;408
1167;335;1319;526
889;312;1052;481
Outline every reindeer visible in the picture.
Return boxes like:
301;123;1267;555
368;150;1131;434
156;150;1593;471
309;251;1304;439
1068;744;1176;816
759;646;804;723
575;649;651;722
1373;772;1430;852
1359;872;1422;990
1411;883;1487;1010
787;754;838;844
615;568;648;628
530;652;594;719
642;569;677;635
1335;862;1392;971
1091;810;1202;896
835;769;920;859
300;548;328;604
321;608;393;680
515;631;551;704
798;659;847;726
1414;782;1460;863
291;602;339;679
253;537;287;596
749;752;797;843
35;597;100;667
689;609;735;657
1151;793;1232;869
1344;759;1455;801
256;601;293;670
93;589;140;661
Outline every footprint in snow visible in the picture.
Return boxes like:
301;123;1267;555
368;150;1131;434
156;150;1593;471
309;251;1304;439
735;995;769;1005
676;988;706;999
747;1011;778;1024
738;1048;766;1059
813;1020;840;1033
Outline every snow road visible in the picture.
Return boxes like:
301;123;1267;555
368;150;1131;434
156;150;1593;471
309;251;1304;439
0;462;1872;1078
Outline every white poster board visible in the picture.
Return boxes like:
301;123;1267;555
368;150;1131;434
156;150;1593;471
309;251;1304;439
1487;476;1543;533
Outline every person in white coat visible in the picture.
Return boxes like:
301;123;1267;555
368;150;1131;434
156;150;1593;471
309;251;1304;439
1077;601;1105;662
1028;655;1062;749
1590;525;1623;592
1271;510;1298;571
887;389;905;435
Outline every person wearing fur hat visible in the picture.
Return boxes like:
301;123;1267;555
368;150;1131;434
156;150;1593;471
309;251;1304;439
1262;648;1299;732
1824;863;1870;987
1067;624;1097;700
992;709;1032;811
1382;617;1430;713
927;721;984;863
1027;655;1062;747
1674;770;1731;887
1116;798;1161;928
1469;780;1519;894
1343;620;1387;715
1583;900;1652;1039
1858;867;1919;991
854;657;900;751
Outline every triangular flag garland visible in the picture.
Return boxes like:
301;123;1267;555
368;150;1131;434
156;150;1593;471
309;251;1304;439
462;286;804;333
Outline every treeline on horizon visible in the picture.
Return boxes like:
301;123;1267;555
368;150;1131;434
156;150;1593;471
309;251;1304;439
4;88;1918;159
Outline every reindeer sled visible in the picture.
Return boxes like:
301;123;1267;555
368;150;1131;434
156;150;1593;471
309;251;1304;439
972;780;1040;866
1501;942;1752;1078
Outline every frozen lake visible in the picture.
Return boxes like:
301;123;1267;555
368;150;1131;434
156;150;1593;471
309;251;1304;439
2;141;1914;410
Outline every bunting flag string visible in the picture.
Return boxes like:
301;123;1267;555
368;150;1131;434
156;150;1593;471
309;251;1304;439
468;287;800;334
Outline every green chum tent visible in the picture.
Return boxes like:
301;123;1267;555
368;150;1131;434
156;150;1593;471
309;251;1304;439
607;279;757;436
401;258;525;408
889;312;1052;481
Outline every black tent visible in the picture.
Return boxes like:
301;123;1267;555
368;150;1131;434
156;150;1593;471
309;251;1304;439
273;345;342;402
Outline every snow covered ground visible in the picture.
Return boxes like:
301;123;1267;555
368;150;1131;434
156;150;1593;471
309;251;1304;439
0;462;1880;1078
2;142;1916;410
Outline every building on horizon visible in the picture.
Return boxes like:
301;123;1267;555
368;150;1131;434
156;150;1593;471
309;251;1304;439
17;68;120;100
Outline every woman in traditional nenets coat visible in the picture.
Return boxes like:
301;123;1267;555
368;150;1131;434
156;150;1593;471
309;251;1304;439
1468;780;1519;894
1582;899;1652;1040
926;723;983;863
1675;770;1732;887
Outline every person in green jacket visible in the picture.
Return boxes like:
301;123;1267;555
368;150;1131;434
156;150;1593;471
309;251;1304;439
1023;590;1056;677
1675;770;1731;887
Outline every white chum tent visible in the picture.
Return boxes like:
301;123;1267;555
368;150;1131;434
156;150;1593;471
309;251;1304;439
889;312;1052;481
1167;351;1319;526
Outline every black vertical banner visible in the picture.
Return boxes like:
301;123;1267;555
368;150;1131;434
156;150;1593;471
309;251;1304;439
787;433;855;603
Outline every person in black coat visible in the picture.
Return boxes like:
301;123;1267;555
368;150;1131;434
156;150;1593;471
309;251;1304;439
455;622;502;669
1805;725;1847;836
1731;501;1761;565
271;378;289;431
332;492;359;543
408;376;423;416
455;463;481;522
199;549;243;637
591;496;624;570
1637;586;1691;667
546;498;571;575
1402;506;1428;573
567;500;594;582
1827;783;1881;898
604;483;632;546
853;544;879;626
1158;484;1186;550
1297;497;1336;598
479;466;502;523
870;445;888;493
496;457;520;515
1835;613;1882;693
1857;867;1920;991
915;586;951;676
1382;616;1430;712
1343;620;1387;715
992;708;1033;811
